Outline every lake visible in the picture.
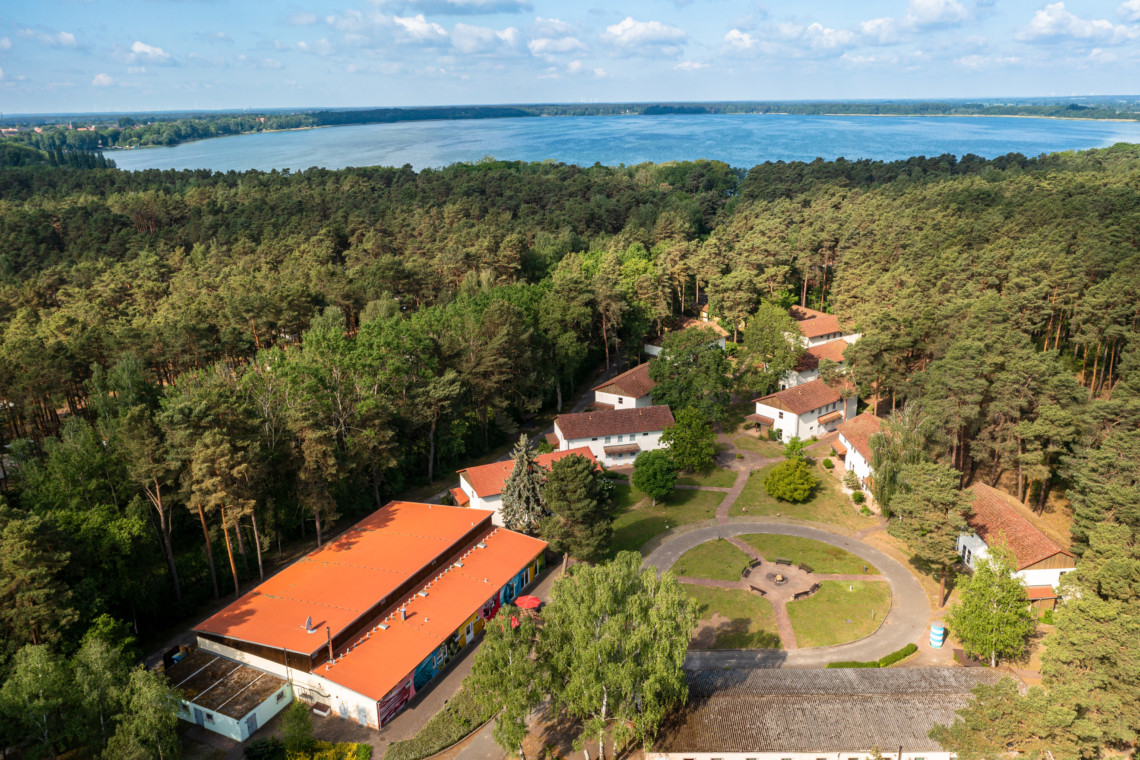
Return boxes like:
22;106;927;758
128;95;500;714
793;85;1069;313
107;113;1140;173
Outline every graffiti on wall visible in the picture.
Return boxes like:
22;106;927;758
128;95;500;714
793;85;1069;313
377;674;415;726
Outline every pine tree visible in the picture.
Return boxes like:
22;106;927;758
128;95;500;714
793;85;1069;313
540;454;615;562
945;544;1034;667
0;502;78;647
500;435;547;534
886;462;972;606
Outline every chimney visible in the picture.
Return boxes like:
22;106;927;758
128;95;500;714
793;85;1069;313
400;607;407;621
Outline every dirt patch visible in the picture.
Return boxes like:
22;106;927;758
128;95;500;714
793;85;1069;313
690;613;737;650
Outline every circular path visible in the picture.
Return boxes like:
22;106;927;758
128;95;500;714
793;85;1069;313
643;520;930;668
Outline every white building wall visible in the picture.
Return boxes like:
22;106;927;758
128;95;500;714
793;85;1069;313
805;331;844;347
643;343;663;357
196;638;382;729
955;535;1073;590
237;682;294;739
780;368;820;390
645;750;952;760
838;432;873;482
753;401;799;441
562;431;665;468
593;390;653;408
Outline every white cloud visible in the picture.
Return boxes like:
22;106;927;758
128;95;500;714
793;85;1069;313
296;38;335;55
262;58;283;68
91;73;114;87
531;17;574;37
0;67;4;80
860;17;899;44
602;17;686;54
289;13;318;26
383;0;532;13
127;66;146;74
566;59;583;73
803;22;855;49
954;53;1020;68
674;60;707;70
1121;0;1140;21
1019;3;1139;43
393;14;449;43
0;37;11;52
451;23;519;53
527;36;586;55
19;29;78;47
593;66;607;77
841;52;899;66
723;28;757;50
130;41;172;63
905;0;968;28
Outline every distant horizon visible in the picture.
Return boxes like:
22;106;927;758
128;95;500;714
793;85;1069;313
7;94;1140;121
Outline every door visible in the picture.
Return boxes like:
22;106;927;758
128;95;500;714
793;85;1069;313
245;714;258;737
465;621;474;642
193;707;205;727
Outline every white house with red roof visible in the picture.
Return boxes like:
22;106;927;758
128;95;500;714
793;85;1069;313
749;379;856;441
789;306;852;347
553;406;675;467
591;363;655;409
643;318;728;357
452;447;598;524
780;337;855;390
957;483;1076;614
834;412;882;486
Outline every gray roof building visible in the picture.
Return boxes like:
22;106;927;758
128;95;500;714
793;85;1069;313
648;667;1007;760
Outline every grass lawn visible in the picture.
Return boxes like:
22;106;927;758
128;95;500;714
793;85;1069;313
674;539;753;581
685;586;781;649
738;534;879;575
676;467;738;488
786;580;891;648
607;488;725;558
731;435;785;457
733;462;877;532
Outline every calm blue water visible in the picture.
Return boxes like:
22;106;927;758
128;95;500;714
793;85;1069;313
108;113;1140;172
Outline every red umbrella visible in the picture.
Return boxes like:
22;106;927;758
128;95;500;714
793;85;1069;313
514;595;542;610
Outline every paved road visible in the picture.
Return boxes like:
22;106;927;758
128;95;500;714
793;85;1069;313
643;520;930;668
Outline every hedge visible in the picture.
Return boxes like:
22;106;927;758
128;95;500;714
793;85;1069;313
825;643;918;669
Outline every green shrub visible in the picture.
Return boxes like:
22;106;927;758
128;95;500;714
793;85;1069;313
852;491;866;504
843;469;862;492
763;459;819;503
860;505;873;516
736;452;743;460
822;458;834;469
767;429;781;441
826;660;879;668
384;678;493;760
878;643;918;667
282;701;315;755
355;746;373;760
245;737;284;760
1041;609;1054;625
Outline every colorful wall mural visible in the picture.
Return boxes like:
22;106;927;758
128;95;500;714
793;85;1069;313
377;551;546;727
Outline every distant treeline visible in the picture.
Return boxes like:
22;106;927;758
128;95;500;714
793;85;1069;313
3;98;1140;154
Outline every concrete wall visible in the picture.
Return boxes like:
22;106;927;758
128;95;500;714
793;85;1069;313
645;750;951;760
562;430;665;467
593;390;652;408
838;431;873;483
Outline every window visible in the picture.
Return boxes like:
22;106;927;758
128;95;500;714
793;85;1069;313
205;713;215;723
778;412;783;419
591;437;598;441
605;436;612;444
617;434;624;443
276;690;286;703
643;432;649;437
617;397;624;404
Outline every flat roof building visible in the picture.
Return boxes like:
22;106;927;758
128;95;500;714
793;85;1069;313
190;501;547;731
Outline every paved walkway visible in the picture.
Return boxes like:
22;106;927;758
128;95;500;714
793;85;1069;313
644;520;929;668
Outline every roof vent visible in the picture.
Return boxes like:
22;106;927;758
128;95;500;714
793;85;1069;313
453;561;464;568
378;623;389;630
476;542;487;549
301;616;316;634
400;607;407;621
417;590;428;598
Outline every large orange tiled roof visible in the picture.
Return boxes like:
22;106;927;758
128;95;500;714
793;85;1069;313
320;527;547;701
790;306;842;339
837;412;882;462
966;483;1074;571
195;502;494;654
592;363;656;399
754;378;846;415
457;447;597;499
809;339;849;364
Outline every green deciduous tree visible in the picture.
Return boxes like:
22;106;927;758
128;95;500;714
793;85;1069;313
869;402;930;514
73;637;130;752
470;612;542;760
541;454;615;562
0;645;74;759
538;553;698;759
280;699;316;756
647;327;731;421
886;462;972;606
945;544;1034;667
104;668;181;760
660;407;718;473
740;301;804;395
501;435;548;534
631;450;676;507
782;436;808;460
762;459;818;503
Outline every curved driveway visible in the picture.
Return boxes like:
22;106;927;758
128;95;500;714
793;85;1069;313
643;520;930;668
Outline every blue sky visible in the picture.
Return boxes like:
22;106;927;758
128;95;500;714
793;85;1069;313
2;0;1139;114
